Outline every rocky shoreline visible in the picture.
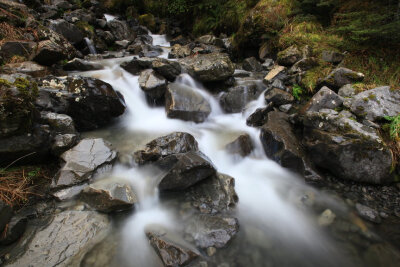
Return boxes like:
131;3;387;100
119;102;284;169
0;0;399;266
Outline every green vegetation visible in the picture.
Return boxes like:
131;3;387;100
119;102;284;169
292;84;304;100
384;115;400;141
75;21;95;36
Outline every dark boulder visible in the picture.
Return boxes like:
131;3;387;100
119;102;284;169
120;57;155;75
225;134;253;157
246;103;274;127
320;68;364;91
264;88;294;106
242;57;263;72
49;19;85;46
138;69;167;104
220;83;263;113
151;58;181;81
107;19;135;41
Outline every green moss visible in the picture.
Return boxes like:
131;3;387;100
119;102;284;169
75;21;94;36
139;14;156;32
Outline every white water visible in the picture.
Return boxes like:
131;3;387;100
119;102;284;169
79;35;347;266
84;37;97;55
104;14;117;22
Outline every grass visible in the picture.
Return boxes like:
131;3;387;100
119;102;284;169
384;115;400;141
292;84;304;100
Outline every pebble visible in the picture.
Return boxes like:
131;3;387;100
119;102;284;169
318;209;336;226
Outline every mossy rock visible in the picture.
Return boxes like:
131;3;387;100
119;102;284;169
139;14;156;33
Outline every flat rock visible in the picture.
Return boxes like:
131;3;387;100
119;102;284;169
263;66;286;84
1;61;50;77
63;58;104;71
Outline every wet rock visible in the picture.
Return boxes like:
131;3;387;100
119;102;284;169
303;109;393;184
165;83;211;123
1;61;50;77
51;133;78;156
96;30;115;46
80;179;137;213
37;76;125;131
151;58;182;81
196;35;223;47
170;35;189;46
4;210;110;267
52;138;117;189
338;84;357;98
185;214;239;248
52;183;87;201
350;86;400;121
156;151;216;191
355;203;381;224
0;41;35;59
146;226;200;267
242;57;263;72
302;86;343;112
179;53;234;82
32;39;74;66
225;134;253;157
134;132;199;164
279;104;292;113
264;88;294;106
138;69;167;104
318;209;336;226
277;45;302;66
0;201;13;234
263;65;286;84
63;58;103;71
320;67;364;90
49;19;84;46
168;44;192;59
107;19;135;41
262;58;274;70
120;57;155;75
40;111;76;134
322;50;344;64
220;83;263;113
0;215;27;245
246;103;274;127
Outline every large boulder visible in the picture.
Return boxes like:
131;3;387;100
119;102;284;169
277;45;302;66
52;138;117;189
36;76;125;131
134;132;199;164
120;57;155;75
264;88;294;106
4;210;110;267
0;41;36;59
226;134;253;157
220;83;263;113
40;111;76;134
168;44;192;59
302;86;343;113
107;19;135;41
138;69;167;104
165;83;211;123
179;53;234;82
246;103;274;127
242;57;263;72
155;151;216;191
151;58;181;81
349;86;400;121
49;19;85;46
303;109;393;184
320;68;364;90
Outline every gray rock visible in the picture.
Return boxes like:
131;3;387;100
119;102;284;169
179;53;234;82
277;45;302;66
156;151;216;191
52;138;117;189
165;83;211;123
259;43;270;60
321;67;364;90
303;109;393;184
220;83;263;113
242;57;263;72
279;104;292;113
355;203;381;224
303;86;343;112
185;214;239;248
51;133;78;156
134;132;199;164
138;69;167;103
4;211;110;267
262;58;274;70
271;79;286;91
264;88;294;106
0;41;36;59
151;58;182;81
49;19;84;45
1;61;49;77
246;103;274;127
40;111;76;134
107;19;135;41
196;35;223;46
322;50;344;64
115;40;130;49
263;66;286;84
32;40;72;66
120;57;156;75
63;58;104;71
168;44;191;59
289;57;318;73
225;134;253;157
350;86;400;121
80;179;137;213
52;183;88;201
338;84;357;98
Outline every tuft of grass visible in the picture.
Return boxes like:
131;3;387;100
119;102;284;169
384;115;400;141
292;84;304;100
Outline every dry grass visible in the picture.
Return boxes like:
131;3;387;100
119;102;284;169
0;22;23;44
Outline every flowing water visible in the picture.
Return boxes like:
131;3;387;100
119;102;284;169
75;35;394;267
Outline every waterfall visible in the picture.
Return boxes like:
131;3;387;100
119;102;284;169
84;37;97;55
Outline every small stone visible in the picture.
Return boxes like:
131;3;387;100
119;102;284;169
318;209;336;226
355;203;381;224
206;247;217;256
279;104;292;113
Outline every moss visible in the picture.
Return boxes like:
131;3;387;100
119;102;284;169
75;21;94;36
139;14;156;32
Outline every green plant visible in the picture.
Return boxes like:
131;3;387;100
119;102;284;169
292;84;304;100
384;114;400;140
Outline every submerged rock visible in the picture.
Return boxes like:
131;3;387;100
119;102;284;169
165;83;211;123
52;138;117;189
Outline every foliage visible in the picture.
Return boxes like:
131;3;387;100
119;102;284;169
292;84;304;100
384;115;400;141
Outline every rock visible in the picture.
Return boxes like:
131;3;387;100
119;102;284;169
107;19;135;41
207;247;217;257
259;43;270;59
338;84;357;98
134;132;199;164
95;30;115;46
32;40;70;66
170;35;189;46
263;66;286;84
260;111;308;175
350;86;400;121
151;58;181;81
262;59;274;70
318;209;336;226
185;214;239;248
49;19;84;46
138;13;156;32
146;226;200;267
264;88;294;106
179;53;234;82
155;151;216;191
277;45;302;66
242;57;262;72
51;133;78;156
4;210;110;267
138;69;167;104
52;183;88;201
0;41;35;59
80;179;137;212
225;134;253;157
220;83;263;113
1;61;50;77
52;138;117;189
320;68;364;90
196;35;223;46
279;104;292;113
120;57;155;75
0;201;13;234
40;111;76;134
37;76;125;131
355;203;381;224
0;215;27;245
302;86;343;112
115;40;130;49
168;44;191;59
165;83;211;123
246;103;274;127
289;57;318;73
63;58;103;71
271;79;287;91
322;50;344;64
303;109;393;184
